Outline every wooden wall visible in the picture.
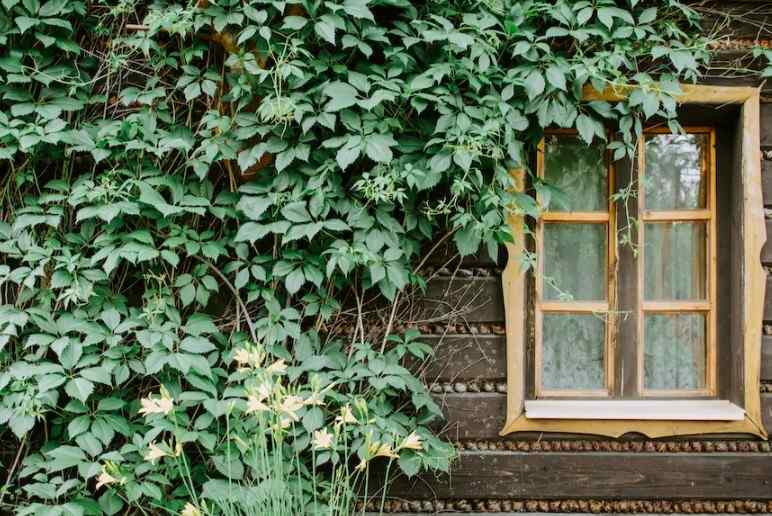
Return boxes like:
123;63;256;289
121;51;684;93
377;34;772;516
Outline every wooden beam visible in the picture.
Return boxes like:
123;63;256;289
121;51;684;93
437;393;772;440
415;335;506;381
420;278;505;324
388;451;772;500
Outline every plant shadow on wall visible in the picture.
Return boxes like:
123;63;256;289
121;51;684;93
0;0;717;514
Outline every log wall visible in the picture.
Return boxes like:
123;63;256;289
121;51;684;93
382;10;772;511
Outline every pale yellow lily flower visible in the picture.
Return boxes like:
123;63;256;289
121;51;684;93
144;441;168;463
312;428;334;449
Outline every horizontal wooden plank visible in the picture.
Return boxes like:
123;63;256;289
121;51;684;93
415;335;506;382
437;393;772;440
419;278;504;324
421;245;503;269
389;451;772;500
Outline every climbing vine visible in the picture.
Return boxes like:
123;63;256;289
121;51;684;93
0;0;714;514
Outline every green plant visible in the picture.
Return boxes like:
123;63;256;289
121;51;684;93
0;0;711;514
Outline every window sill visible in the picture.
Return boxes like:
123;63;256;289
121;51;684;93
524;399;745;421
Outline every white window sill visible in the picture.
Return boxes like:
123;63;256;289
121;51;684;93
524;399;745;421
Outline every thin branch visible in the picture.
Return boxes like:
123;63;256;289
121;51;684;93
192;255;257;343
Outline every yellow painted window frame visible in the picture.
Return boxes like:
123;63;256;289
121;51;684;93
501;84;767;438
534;130;617;398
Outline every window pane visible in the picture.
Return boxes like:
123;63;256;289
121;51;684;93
542;313;605;391
544;135;607;212
644;313;706;390
644;133;708;210
644;222;706;300
543;223;606;301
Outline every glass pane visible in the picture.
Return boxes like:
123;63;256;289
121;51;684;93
644;133;708;210
543;223;606;301
644;222;706;300
644;313;706;390
542;313;605;391
543;135;607;212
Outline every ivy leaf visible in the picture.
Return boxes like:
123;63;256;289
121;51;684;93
343;0;374;21
454;226;481;256
281;201;311;223
597;7;634;30
336;144;361;170
670;50;697;73
65;377;94;403
364;134;396;162
576;114;603;144
523;69;545;100
137;183;183;217
545;65;566;91
285;268;305;294
184;82;201;101
639;7;657;24
315;19;336;45
283;16;308;30
323;81;358;112
15;16;39;33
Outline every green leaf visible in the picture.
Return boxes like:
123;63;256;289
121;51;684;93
545;65;566;91
343;0;374;21
315;19;336;45
65;378;94;403
523;69;545;100
15;16;39;33
323;81;358;112
398;453;421;477
285;268;305;294
364;134;396;162
283;16;308;30
281;201;311;223
336;144;361;170
46;445;87;472
453;225;481;256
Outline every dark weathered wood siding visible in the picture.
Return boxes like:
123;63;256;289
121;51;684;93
379;9;772;511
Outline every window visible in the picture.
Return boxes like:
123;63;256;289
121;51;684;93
500;85;766;438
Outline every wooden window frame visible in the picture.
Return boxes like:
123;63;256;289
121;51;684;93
501;84;767;438
637;127;717;398
534;131;616;398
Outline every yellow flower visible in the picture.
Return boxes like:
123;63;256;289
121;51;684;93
335;404;357;425
304;391;324;406
371;442;398;459
180;502;202;516
96;469;118;490
246;395;269;414
138;390;174;416
278;395;304;420
144;441;168;464
257;382;273;400
266;359;287;374
399;432;423;451
233;347;264;368
312;428;334;450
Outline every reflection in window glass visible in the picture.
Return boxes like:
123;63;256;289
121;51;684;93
644;313;706;390
544;135;607;212
644;133;707;210
644;222;706;300
542;313;605;391
543;223;606;301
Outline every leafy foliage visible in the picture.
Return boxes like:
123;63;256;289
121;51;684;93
0;0;709;514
